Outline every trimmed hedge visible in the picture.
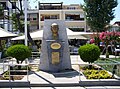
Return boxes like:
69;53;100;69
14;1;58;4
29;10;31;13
6;44;31;63
78;44;100;63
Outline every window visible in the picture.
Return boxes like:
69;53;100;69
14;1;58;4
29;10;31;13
41;15;59;21
65;14;84;21
45;15;50;19
65;14;80;20
33;18;37;20
0;24;4;28
51;15;58;19
67;7;76;9
69;28;84;32
11;2;16;9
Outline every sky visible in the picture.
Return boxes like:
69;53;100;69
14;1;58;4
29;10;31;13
29;0;120;24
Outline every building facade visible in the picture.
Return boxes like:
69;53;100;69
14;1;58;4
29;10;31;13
0;1;87;32
27;2;87;32
38;2;87;32
0;0;18;32
109;21;120;32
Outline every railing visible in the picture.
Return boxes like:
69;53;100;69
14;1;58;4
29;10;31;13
0;63;29;82
31;52;41;59
9;64;29;82
0;55;120;83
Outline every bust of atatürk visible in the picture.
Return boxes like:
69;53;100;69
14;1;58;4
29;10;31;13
51;23;59;40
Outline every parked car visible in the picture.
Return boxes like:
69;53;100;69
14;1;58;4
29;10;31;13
114;45;120;56
70;47;79;55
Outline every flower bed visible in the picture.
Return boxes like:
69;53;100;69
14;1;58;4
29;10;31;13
80;65;113;79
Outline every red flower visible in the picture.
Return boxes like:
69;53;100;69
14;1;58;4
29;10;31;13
90;38;95;44
99;31;120;42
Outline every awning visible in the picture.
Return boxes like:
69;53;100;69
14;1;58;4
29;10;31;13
11;28;88;40
0;27;18;39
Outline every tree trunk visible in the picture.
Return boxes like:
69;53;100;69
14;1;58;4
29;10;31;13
27;26;35;46
105;41;109;58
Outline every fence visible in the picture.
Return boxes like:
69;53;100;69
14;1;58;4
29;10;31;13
0;63;29;82
0;54;120;82
31;52;40;59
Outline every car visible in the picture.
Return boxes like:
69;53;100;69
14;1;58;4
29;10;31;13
114;45;120;56
70;47;79;55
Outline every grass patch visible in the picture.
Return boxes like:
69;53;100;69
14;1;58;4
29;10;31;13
110;58;120;62
94;58;120;77
94;58;116;63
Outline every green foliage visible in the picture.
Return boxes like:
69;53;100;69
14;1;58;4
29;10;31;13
6;44;31;64
0;4;4;19
11;13;24;32
78;44;100;63
106;52;109;58
0;40;6;52
82;0;117;32
83;69;112;79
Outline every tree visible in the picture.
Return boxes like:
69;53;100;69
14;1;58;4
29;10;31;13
78;44;100;68
6;44;31;64
99;31;120;58
6;44;31;69
0;4;4;19
82;0;118;32
8;0;35;46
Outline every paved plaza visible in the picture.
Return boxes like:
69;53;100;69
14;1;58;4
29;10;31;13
0;55;120;89
21;55;120;89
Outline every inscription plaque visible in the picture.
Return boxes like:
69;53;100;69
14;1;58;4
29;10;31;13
51;42;61;49
52;52;60;64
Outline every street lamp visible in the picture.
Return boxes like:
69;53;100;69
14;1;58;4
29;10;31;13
24;0;28;46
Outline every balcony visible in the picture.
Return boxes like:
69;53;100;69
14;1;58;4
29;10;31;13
39;2;63;10
65;14;84;21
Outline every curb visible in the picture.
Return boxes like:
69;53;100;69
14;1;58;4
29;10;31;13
0;80;120;87
0;81;30;87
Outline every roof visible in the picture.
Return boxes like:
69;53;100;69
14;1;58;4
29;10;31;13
114;21;120;26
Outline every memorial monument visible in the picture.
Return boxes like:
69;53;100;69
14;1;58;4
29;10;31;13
39;20;71;72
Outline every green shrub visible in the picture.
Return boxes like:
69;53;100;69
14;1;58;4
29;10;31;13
6;44;31;64
78;44;100;63
83;69;112;79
